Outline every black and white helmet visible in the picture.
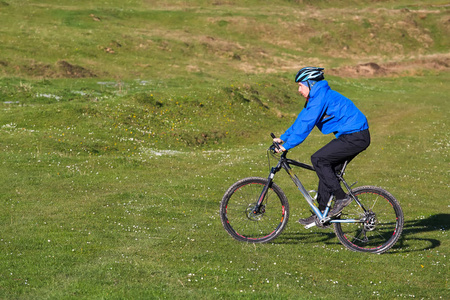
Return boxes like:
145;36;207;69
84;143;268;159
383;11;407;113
295;67;325;83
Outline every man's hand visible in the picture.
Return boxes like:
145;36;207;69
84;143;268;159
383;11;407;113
273;138;283;144
275;145;286;153
272;138;286;152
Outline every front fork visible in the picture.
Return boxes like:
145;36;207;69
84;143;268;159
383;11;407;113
251;167;278;215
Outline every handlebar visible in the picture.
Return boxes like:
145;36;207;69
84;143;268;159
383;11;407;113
269;133;314;171
270;133;287;156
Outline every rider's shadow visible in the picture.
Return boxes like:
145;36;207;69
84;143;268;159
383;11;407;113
276;214;450;253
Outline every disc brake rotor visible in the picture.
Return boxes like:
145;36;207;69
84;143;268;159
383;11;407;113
246;203;265;221
364;211;377;231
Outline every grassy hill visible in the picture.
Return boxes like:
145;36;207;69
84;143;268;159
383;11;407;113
1;0;449;80
0;0;449;299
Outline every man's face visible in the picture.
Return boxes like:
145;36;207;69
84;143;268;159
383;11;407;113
298;82;310;98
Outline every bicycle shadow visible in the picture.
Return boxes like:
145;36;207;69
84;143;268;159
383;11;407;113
393;213;449;253
275;214;450;253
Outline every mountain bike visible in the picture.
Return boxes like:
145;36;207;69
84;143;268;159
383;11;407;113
219;134;404;254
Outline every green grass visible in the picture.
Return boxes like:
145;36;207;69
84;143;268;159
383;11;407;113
0;0;449;299
0;73;448;299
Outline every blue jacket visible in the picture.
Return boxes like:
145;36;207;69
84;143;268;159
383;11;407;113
280;80;369;150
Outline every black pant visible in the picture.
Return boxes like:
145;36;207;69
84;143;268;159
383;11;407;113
311;129;371;210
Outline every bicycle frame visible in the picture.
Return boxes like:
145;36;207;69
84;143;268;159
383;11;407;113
254;151;369;227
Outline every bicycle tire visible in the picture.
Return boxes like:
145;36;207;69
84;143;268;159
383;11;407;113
220;177;289;243
333;186;404;254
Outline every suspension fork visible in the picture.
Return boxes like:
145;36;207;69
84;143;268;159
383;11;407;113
249;171;273;216
253;166;278;211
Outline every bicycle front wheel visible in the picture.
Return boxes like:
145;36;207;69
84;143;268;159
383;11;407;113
220;177;289;243
333;186;404;254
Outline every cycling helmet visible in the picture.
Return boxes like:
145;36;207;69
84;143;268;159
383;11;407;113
295;67;325;83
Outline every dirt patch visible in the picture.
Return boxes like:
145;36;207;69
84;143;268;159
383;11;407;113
56;60;97;78
328;54;450;78
330;62;387;77
18;61;53;77
15;60;97;78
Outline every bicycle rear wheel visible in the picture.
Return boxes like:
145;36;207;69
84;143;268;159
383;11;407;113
220;177;289;243
333;186;404;254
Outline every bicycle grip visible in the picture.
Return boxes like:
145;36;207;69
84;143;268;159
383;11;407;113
270;133;281;151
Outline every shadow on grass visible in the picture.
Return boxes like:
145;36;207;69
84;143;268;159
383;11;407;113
274;214;449;253
393;213;449;253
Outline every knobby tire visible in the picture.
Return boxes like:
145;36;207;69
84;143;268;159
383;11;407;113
220;177;289;243
333;186;404;254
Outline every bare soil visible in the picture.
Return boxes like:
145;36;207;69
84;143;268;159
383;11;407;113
328;54;450;78
5;60;97;79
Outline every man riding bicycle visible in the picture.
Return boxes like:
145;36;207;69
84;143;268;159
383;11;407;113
273;67;371;226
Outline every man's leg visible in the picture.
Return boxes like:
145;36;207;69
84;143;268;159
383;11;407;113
316;162;346;211
312;130;370;210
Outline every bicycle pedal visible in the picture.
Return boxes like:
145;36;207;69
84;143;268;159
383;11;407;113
304;223;316;229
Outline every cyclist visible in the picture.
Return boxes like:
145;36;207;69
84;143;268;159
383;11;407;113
273;67;371;226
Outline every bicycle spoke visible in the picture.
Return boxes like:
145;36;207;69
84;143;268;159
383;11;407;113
333;186;403;253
